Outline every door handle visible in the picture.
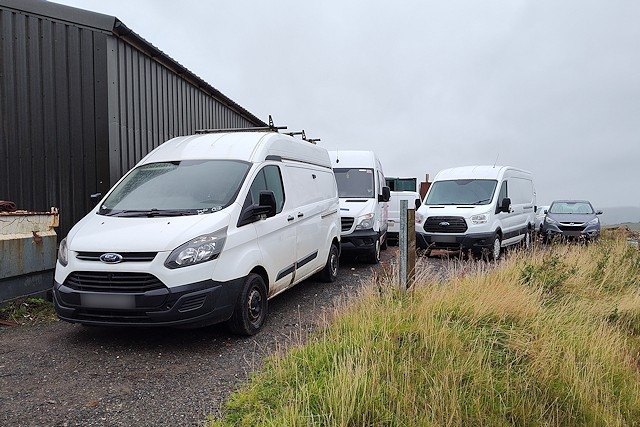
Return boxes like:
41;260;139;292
287;215;295;222
297;212;304;218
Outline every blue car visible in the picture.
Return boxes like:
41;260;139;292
541;200;602;243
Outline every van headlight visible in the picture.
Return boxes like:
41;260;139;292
415;212;425;224
355;213;374;230
165;228;227;269
471;213;489;225
58;237;69;267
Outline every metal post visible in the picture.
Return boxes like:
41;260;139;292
399;200;416;292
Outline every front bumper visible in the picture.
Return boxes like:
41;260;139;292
53;276;243;327
541;224;600;241
416;231;496;253
340;229;379;253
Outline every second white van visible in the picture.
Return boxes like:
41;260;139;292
415;165;536;259
327;150;390;263
53;130;341;335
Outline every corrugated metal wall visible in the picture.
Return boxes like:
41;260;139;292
0;8;108;238
106;37;258;182
0;2;265;239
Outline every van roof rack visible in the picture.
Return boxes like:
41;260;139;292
195;115;287;134
285;130;321;145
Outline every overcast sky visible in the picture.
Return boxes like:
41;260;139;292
54;0;640;210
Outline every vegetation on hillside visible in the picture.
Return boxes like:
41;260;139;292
210;230;640;426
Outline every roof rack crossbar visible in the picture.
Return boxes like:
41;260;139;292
196;114;287;134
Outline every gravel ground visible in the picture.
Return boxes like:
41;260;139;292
0;247;439;427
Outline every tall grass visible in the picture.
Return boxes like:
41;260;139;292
210;231;640;426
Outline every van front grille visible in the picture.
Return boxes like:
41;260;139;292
341;217;354;232
64;272;166;293
424;216;468;233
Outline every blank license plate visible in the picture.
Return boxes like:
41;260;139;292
81;294;135;309
432;235;457;243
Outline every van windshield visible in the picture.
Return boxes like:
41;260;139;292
98;160;250;217
425;179;497;205
333;168;375;198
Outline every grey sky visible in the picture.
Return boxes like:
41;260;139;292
55;0;640;210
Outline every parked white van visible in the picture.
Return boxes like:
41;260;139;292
54;130;341;335
415;165;536;260
387;190;421;245
327;150;390;263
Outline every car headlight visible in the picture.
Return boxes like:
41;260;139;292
545;217;558;225
354;213;374;230
58;237;69;267
165;228;227;269
415;212;425;224
587;217;599;225
470;213;489;225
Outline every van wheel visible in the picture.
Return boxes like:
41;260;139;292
367;239;381;264
381;234;388;250
320;243;339;282
227;273;267;336
522;229;532;250
490;235;501;261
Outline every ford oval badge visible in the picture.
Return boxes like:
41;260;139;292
100;253;123;264
439;221;450;227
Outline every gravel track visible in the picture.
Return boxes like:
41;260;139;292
0;248;422;427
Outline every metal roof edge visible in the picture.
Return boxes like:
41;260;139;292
0;0;268;127
0;0;116;32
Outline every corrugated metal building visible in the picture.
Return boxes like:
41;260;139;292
0;0;267;240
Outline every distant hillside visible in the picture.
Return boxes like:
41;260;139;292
598;206;640;226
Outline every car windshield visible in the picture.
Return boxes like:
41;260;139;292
549;201;594;214
425;179;497;205
333;168;375;198
99;160;250;217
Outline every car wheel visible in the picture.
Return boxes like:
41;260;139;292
320;243;339;283
227;273;267;336
367;239;381;264
381;234;388;250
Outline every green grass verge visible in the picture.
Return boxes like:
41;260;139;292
210;231;640;426
0;297;57;325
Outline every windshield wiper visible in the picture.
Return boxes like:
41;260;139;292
101;209;197;217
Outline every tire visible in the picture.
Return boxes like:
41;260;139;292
227;273;268;336
367;239;381;264
490;234;501;261
522;229;531;250
320;243;339;283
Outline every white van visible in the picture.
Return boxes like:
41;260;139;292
387;190;422;245
327;150;390;263
415;165;536;259
54;131;341;335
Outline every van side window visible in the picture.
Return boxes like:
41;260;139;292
498;181;508;202
248;165;285;214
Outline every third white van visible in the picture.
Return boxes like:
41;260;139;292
415;165;536;259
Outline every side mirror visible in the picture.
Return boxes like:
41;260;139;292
596;210;603;215
256;191;277;218
415;198;422;210
237;191;277;227
90;192;102;207
379;186;391;202
500;197;511;213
